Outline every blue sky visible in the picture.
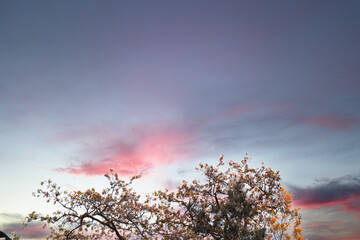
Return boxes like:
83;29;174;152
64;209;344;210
1;1;360;239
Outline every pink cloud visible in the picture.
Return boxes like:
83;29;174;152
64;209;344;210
293;194;360;211
302;115;357;130
21;223;49;239
341;198;360;219
56;124;194;176
2;222;48;239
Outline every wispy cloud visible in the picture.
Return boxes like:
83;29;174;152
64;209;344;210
302;115;358;130
1;222;48;239
303;220;344;228
53;103;258;177
56;124;196;176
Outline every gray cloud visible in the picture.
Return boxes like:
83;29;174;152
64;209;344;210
291;175;360;210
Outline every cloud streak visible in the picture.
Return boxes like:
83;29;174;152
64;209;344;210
291;175;360;214
302;115;358;130
303;220;344;228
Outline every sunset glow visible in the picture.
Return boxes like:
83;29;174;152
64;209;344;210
0;1;359;239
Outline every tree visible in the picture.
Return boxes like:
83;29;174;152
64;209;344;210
153;154;304;240
25;171;158;240
24;155;305;240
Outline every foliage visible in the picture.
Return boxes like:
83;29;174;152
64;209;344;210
25;171;158;240
12;232;21;240
153;154;304;240
24;155;305;240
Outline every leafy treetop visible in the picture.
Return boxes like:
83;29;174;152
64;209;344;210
20;154;305;240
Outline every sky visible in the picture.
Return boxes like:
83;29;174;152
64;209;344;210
0;1;359;239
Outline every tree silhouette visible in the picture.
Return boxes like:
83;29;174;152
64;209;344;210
0;231;11;240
